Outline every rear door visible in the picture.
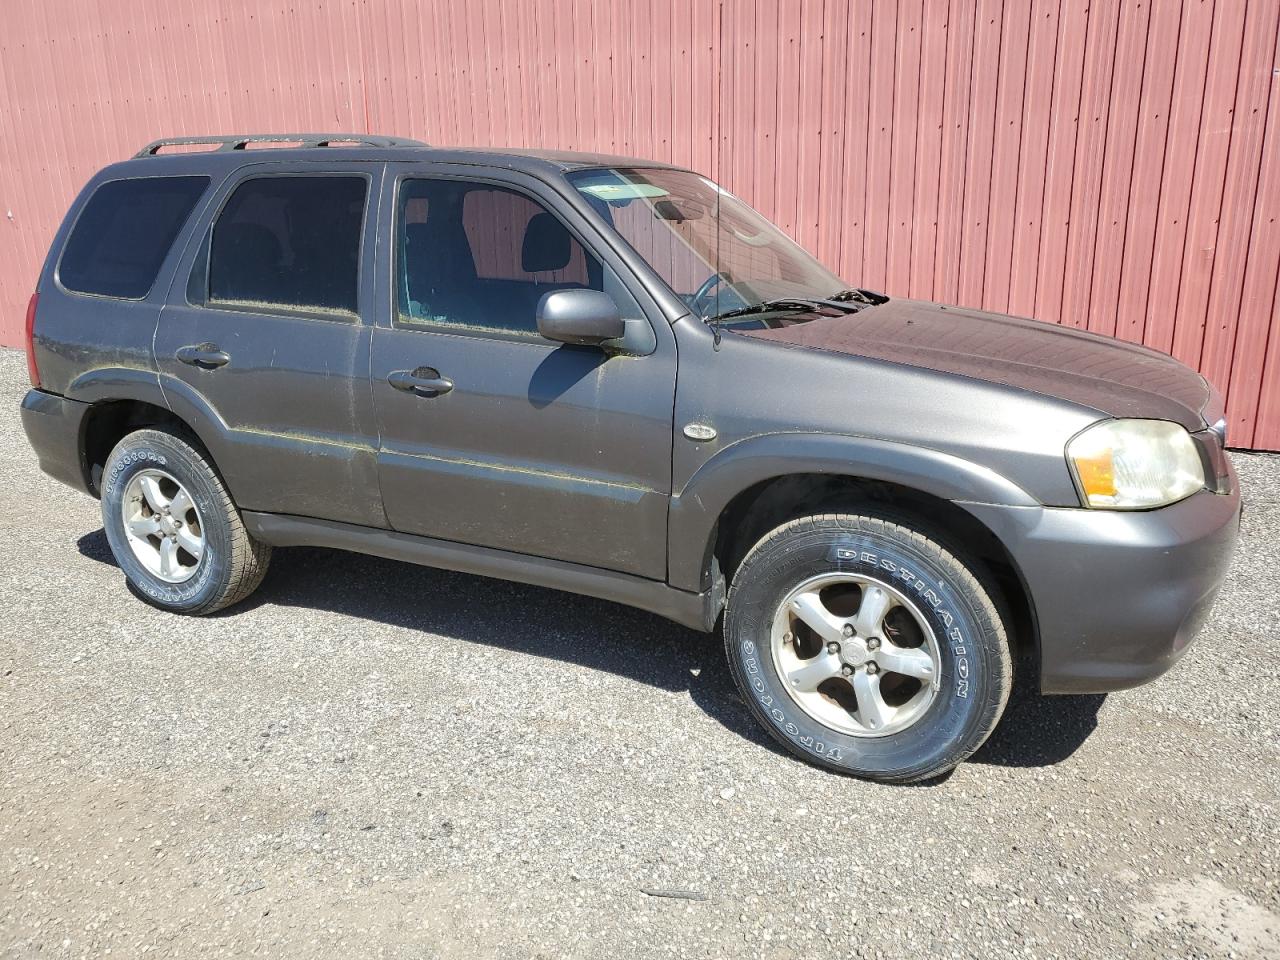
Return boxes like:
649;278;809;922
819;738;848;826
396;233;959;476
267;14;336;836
369;165;677;579
156;162;386;527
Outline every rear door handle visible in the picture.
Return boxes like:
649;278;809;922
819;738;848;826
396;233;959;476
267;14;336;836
388;367;454;397
175;343;231;369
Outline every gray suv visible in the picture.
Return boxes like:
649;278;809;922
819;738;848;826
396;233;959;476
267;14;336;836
21;134;1240;782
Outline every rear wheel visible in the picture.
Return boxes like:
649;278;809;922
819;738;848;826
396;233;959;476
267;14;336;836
100;428;270;615
723;511;1012;782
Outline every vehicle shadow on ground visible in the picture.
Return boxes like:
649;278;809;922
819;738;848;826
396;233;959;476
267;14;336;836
970;680;1106;768
78;530;1105;774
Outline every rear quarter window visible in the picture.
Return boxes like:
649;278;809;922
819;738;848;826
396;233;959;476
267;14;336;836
58;176;210;299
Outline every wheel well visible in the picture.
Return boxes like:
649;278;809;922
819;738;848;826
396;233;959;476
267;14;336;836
81;399;188;496
710;474;1038;666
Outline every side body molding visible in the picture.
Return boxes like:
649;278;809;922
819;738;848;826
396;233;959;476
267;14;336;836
666;432;1041;593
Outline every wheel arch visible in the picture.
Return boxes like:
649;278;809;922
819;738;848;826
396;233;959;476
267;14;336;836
72;369;232;498
668;433;1041;665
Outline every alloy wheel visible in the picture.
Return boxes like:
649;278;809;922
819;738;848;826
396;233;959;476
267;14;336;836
771;573;941;737
120;468;206;583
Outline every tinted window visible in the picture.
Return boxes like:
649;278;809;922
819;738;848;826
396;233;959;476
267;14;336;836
397;179;603;336
59;176;209;299
209;176;366;315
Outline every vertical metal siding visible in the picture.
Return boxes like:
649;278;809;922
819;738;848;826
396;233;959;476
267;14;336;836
2;0;1278;447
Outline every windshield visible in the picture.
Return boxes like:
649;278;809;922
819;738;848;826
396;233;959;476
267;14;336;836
567;167;845;320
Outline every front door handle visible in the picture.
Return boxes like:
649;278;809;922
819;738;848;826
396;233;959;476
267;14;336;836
175;343;231;369
388;367;454;397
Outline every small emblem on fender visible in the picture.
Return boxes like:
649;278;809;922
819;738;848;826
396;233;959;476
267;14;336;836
683;422;718;442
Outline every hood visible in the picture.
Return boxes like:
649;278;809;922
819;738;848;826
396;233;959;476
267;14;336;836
736;299;1210;430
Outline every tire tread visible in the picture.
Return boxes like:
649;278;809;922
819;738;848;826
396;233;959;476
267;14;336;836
107;428;270;615
726;509;1013;783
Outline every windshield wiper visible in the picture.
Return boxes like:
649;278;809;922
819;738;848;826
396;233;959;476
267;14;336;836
708;297;859;323
829;287;890;305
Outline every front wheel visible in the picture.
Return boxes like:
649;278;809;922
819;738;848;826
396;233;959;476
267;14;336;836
723;511;1012;783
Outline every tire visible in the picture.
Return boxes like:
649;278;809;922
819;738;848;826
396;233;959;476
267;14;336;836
723;511;1012;783
100;428;271;615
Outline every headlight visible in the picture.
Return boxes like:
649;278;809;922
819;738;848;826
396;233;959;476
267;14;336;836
1067;419;1205;509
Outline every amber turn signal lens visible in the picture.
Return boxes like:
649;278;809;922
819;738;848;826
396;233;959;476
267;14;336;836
1074;452;1118;500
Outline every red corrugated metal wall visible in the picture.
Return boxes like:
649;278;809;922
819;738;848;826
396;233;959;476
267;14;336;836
2;0;1278;446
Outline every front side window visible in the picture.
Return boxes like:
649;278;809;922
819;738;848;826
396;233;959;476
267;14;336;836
567;168;844;320
59;176;209;299
397;179;604;337
208;175;367;316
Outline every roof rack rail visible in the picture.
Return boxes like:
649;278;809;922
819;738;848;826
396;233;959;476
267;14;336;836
134;134;426;158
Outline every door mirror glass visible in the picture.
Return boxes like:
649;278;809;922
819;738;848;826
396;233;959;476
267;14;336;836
536;289;625;346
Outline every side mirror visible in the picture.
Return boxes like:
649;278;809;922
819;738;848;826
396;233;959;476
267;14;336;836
536;289;625;347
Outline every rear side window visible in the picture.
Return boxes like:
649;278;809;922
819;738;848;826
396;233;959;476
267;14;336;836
207;175;367;316
59;176;209;299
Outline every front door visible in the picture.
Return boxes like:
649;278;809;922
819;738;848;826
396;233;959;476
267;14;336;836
155;163;385;528
369;168;677;579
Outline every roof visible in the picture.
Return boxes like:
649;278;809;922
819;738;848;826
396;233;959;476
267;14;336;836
126;135;685;176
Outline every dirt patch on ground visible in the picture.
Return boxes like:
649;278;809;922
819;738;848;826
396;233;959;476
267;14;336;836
1134;876;1279;958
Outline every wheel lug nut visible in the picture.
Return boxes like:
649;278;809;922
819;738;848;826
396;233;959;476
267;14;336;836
866;662;879;675
866;638;881;651
842;624;854;638
841;664;853;677
826;641;840;655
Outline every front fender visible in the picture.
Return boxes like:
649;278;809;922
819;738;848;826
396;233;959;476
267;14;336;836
666;432;1039;592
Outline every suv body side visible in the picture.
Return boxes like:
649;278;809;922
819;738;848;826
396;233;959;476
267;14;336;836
20;146;1240;699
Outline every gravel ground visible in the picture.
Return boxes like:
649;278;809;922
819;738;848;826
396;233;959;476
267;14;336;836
1;348;1277;959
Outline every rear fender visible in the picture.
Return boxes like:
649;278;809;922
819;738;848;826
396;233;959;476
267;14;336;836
66;367;166;406
67;367;243;503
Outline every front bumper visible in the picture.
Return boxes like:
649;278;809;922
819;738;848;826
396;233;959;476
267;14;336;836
20;388;92;496
962;474;1241;694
